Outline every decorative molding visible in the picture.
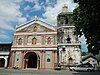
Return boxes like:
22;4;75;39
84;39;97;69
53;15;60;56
11;47;57;51
14;32;57;35
16;20;56;31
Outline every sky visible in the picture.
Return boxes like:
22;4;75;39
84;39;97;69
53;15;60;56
0;0;88;52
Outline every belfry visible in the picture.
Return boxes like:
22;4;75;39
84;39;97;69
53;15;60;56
57;5;81;67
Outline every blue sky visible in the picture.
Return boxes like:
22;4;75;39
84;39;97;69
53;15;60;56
0;0;88;52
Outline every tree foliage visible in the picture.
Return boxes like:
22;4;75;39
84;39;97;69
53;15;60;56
73;1;100;55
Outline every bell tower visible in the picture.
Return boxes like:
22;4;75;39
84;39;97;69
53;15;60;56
57;5;68;27
57;5;81;68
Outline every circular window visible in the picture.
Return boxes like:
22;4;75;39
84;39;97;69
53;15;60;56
47;58;50;62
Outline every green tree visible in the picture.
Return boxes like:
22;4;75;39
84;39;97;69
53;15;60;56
73;1;100;55
82;51;88;56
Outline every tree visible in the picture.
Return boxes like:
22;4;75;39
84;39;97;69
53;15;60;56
73;0;100;55
96;54;100;61
82;51;88;56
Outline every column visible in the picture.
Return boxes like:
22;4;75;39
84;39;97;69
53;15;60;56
26;59;28;69
8;52;12;68
9;51;15;68
21;51;24;69
4;57;8;68
40;51;42;69
43;50;45;69
12;51;16;67
52;50;55;69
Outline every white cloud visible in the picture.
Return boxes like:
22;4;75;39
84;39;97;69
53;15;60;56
24;5;31;11
25;0;38;3
0;29;9;39
33;3;42;11
79;35;86;45
46;0;49;3
0;20;14;30
0;34;9;39
0;0;27;39
14;0;23;3
43;0;77;25
0;0;26;30
79;35;88;51
0;29;6;34
18;17;27;23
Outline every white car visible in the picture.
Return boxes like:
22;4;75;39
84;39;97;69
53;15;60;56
70;64;94;72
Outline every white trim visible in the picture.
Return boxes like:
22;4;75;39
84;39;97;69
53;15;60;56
14;32;57;35
16;20;56;31
0;56;8;67
57;26;75;29
0;52;9;55
11;47;57;51
0;42;11;44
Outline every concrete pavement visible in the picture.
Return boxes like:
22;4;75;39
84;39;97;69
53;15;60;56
0;68;100;75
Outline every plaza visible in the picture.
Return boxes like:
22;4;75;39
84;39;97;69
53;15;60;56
0;68;100;75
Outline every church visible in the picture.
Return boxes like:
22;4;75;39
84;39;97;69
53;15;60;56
8;18;57;69
8;5;81;70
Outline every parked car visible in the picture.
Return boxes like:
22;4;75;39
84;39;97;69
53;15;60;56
70;63;94;72
54;63;61;70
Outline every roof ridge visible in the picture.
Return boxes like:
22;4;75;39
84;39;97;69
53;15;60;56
16;19;35;29
16;19;55;29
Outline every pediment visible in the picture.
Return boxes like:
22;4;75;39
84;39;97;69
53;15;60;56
16;20;56;33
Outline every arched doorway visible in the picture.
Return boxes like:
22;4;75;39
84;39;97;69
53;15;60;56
24;52;39;69
0;58;5;67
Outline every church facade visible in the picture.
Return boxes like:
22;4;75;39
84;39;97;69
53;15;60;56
8;19;58;69
8;6;81;70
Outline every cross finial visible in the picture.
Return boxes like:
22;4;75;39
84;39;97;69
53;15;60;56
34;15;39;21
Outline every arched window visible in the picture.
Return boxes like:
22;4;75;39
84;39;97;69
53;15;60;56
32;37;37;44
33;26;37;32
62;47;65;51
47;37;51;44
18;38;22;45
68;57;73;64
47;58;50;62
66;35;71;43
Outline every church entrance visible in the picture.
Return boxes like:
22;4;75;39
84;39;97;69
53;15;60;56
0;58;5;67
24;52;39;69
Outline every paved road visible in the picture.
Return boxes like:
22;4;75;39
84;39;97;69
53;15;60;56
0;68;100;75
